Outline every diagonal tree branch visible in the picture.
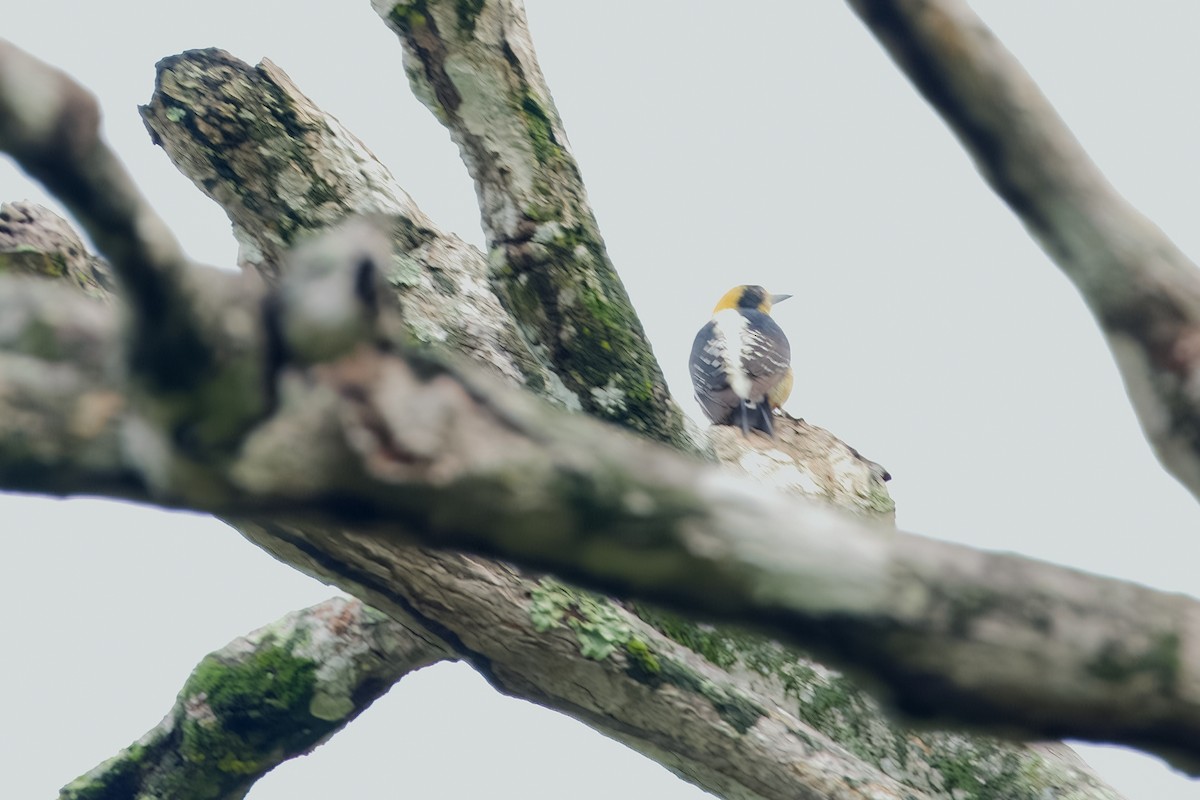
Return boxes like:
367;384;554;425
10;198;1119;799
139;48;571;407
235;529;1122;800
0;200;115;298
846;0;1200;501
0;40;209;394
2;201;1195;776
372;0;693;449
58;597;449;800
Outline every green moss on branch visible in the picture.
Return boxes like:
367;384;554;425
179;642;326;775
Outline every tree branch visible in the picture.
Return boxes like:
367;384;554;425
0;200;114;298
846;0;1200;501
0;40;209;393
372;0;694;449
233;530;1121;800
13;203;1121;799
139;48;569;405
58;597;448;800
3;208;1195;772
217;332;1200;775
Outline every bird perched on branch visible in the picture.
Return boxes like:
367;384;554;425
689;285;793;436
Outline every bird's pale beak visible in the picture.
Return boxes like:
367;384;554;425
770;293;792;304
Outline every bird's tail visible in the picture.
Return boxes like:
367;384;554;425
739;399;775;437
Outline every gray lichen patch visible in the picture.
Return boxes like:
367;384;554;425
590;379;628;415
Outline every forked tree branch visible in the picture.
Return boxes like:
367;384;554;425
847;0;1200;501
0;40;277;470
11;200;1118;800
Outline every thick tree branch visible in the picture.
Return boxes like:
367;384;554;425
0;200;114;298
213;336;1200;775
58;597;448;800
3;222;1196;771
233;531;1120;800
372;0;693;449
241;534;935;800
0;40;209;394
139;48;570;406
846;0;1200;501
15;206;1122;799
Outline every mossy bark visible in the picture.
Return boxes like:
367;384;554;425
58;598;445;800
376;0;694;449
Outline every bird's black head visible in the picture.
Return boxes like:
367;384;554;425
737;285;768;310
713;285;791;314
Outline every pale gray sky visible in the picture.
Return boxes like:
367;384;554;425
3;2;1199;798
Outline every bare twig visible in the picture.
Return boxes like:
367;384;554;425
846;0;1200;500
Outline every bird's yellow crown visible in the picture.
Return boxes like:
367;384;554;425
712;285;788;315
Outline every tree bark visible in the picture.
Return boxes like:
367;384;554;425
372;0;694;449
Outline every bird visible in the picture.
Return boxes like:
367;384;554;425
689;285;793;436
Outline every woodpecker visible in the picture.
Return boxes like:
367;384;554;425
689;285;793;436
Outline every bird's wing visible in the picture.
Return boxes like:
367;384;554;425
740;311;792;398
689;320;740;424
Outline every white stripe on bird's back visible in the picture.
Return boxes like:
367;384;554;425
711;307;753;401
